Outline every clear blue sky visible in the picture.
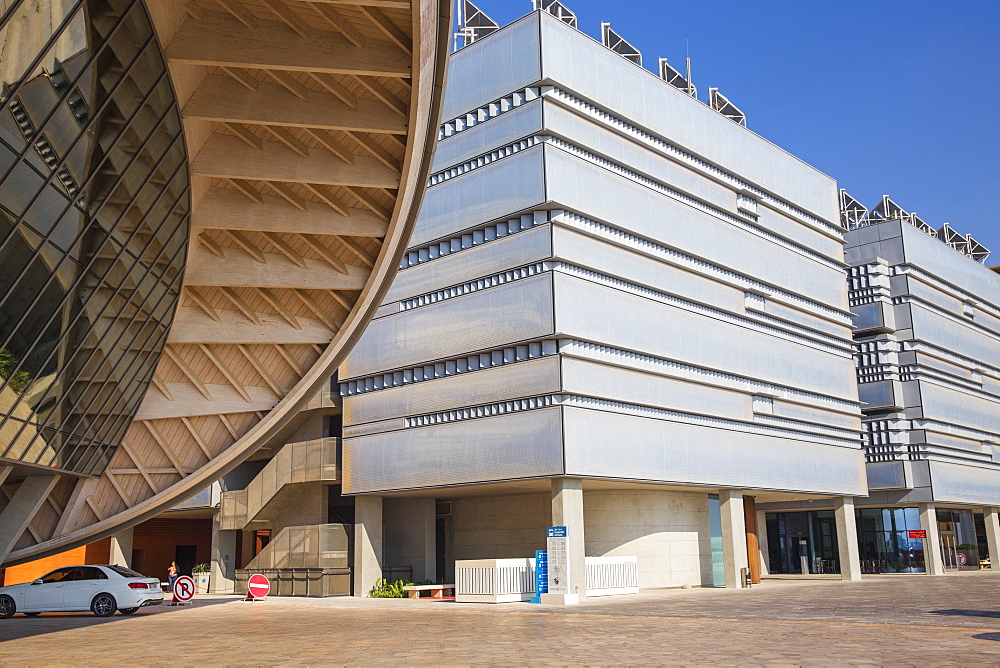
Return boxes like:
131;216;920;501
460;1;1000;254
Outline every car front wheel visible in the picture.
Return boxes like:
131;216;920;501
119;607;138;615
0;595;14;619
91;594;117;617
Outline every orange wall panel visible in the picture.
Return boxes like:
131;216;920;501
1;538;110;586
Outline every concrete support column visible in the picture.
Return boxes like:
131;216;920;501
353;495;383;597
210;512;237;593
755;508;770;577
383;497;436;582
719;489;748;588
918;503;945;575
418;498;436;582
0;476;59;563
239;528;254;569
109;527;134;568
984;507;1000;571
834;497;862;581
541;477;586;605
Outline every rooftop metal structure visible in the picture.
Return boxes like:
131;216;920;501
839;189;991;264
709;87;746;126
658;58;696;98
534;0;578;28
601;22;642;66
454;0;499;49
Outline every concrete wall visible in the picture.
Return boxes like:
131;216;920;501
449;488;712;589
452;493;549;561
584;490;712;589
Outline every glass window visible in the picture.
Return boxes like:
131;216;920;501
107;565;145;579
0;0;190;475
39;567;76;583
72;566;108;580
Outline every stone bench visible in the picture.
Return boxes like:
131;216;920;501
402;584;455;599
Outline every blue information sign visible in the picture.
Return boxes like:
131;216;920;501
546;526;567;538
530;550;548;604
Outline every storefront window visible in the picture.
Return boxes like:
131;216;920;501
938;509;980;570
765;510;840;574
855;507;924;573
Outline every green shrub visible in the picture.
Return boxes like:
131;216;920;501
191;563;211;574
0;349;32;393
368;578;413;598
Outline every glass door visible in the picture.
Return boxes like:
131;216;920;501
940;531;958;570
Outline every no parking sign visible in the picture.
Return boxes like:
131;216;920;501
171;575;195;605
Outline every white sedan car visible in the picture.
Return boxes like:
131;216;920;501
0;565;163;618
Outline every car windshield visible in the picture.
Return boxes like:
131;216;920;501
106;566;146;578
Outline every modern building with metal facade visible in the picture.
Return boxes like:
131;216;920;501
844;208;999;574
760;199;1000;577
0;0;451;571
338;9;869;596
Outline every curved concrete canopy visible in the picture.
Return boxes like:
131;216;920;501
2;0;450;566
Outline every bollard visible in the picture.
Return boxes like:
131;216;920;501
740;567;752;588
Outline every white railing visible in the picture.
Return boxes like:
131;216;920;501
455;556;639;603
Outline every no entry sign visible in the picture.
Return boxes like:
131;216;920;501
246;573;270;600
173;575;195;602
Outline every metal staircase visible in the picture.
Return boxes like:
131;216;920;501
219;437;339;530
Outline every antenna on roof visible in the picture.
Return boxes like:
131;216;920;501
454;0;499;50
533;0;578;28
601;22;641;66
709;88;746;126
658;58;696;97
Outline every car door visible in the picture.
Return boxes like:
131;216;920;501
22;567;75;611
63;567;107;611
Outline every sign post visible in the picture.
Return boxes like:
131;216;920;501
541;526;578;605
245;573;270;601
530;550;547;604
170;575;195;606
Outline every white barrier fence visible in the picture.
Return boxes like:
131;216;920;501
456;556;639;603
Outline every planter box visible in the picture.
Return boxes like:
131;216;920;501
192;573;210;594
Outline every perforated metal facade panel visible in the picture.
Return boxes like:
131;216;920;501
343;274;555;380
562;406;867;495
343;407;564;493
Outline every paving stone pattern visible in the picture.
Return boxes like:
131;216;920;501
0;573;998;665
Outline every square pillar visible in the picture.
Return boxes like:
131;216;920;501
918;503;945;575
984;507;1000;571
383;497;436;582
109;527;134;568
541;477;586;605
353;495;383;596
755;508;770;577
719;489;748;588
210;512;237;593
834;497;862;580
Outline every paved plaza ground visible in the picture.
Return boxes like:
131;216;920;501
1;572;999;665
